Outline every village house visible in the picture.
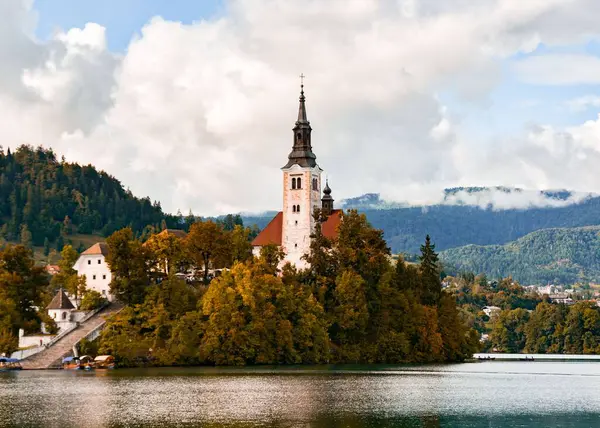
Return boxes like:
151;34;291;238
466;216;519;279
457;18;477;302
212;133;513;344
482;306;501;318
73;243;113;301
18;289;85;349
251;81;341;268
44;264;60;276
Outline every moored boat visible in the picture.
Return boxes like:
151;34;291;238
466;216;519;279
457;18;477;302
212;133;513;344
93;355;115;369
78;355;94;370
519;356;535;361
62;356;80;370
0;357;22;371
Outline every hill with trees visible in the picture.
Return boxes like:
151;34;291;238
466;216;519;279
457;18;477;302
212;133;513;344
0;145;186;250
440;226;600;284
244;191;600;255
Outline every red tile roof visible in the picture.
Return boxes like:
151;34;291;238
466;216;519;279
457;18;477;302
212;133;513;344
322;209;342;239
251;209;342;247
81;242;109;256
251;212;283;246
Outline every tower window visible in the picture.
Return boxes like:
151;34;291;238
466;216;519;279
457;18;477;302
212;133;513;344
312;178;318;191
295;243;298;248
297;177;302;189
296;205;300;212
297;133;301;140
98;259;101;264
292;177;296;189
295;221;298;225
292;205;296;213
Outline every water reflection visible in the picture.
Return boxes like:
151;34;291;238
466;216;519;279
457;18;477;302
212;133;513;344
2;363;600;427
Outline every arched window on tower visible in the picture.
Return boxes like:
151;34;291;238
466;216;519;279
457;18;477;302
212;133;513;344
312;178;318;191
297;132;302;140
292;177;296;189
297;177;302;189
292;205;296;213
297;205;300;213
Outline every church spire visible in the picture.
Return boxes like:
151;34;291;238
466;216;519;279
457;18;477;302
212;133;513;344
321;179;334;215
283;74;317;169
297;74;308;123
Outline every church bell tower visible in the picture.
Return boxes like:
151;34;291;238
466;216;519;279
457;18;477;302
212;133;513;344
281;76;323;268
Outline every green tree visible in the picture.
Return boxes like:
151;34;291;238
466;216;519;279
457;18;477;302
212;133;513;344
19;224;32;250
230;225;253;263
43;237;50;257
419;235;441;306
105;228;150;305
490;308;530;353
80;290;108;311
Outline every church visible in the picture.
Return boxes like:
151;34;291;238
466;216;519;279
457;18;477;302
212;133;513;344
251;81;341;268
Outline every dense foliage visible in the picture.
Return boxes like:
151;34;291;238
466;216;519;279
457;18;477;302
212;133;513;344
98;210;480;366
0;145;180;247
488;302;600;354
0;245;50;355
441;226;600;284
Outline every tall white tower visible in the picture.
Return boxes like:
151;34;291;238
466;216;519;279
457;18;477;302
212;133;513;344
281;79;322;268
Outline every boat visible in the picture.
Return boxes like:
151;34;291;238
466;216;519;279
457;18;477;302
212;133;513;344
93;355;115;370
0;357;22;371
519;356;535;361
62;356;81;370
78;355;94;370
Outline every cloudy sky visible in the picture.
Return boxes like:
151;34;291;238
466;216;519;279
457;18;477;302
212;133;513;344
3;0;600;215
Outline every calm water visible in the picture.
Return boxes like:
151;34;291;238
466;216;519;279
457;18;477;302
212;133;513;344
2;362;600;427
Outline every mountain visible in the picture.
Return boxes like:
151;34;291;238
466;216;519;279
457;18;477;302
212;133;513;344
243;188;600;254
0;145;181;248
440;226;600;285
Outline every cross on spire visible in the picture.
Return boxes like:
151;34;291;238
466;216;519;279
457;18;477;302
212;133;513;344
300;73;305;87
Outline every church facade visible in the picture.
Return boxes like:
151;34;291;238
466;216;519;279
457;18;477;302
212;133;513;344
251;83;341;268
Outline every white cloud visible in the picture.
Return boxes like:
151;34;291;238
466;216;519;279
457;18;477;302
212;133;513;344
3;0;600;215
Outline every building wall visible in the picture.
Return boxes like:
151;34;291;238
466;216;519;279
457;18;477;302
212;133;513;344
281;165;322;268
73;254;113;300
18;330;55;349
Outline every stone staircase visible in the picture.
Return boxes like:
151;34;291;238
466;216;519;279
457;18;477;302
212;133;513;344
20;302;124;370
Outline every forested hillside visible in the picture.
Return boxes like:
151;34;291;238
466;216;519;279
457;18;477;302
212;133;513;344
0;145;179;248
244;197;600;254
440;226;600;284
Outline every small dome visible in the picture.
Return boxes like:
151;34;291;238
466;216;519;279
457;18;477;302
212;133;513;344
323;180;332;196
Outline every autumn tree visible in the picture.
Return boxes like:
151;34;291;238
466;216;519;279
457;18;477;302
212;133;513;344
186;220;231;283
144;230;188;278
106;228;151;305
200;262;329;365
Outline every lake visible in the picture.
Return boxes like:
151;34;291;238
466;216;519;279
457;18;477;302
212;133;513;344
2;362;600;427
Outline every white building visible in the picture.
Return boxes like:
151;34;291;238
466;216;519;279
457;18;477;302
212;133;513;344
482;306;501;318
18;289;85;349
251;82;341;268
73;242;113;300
